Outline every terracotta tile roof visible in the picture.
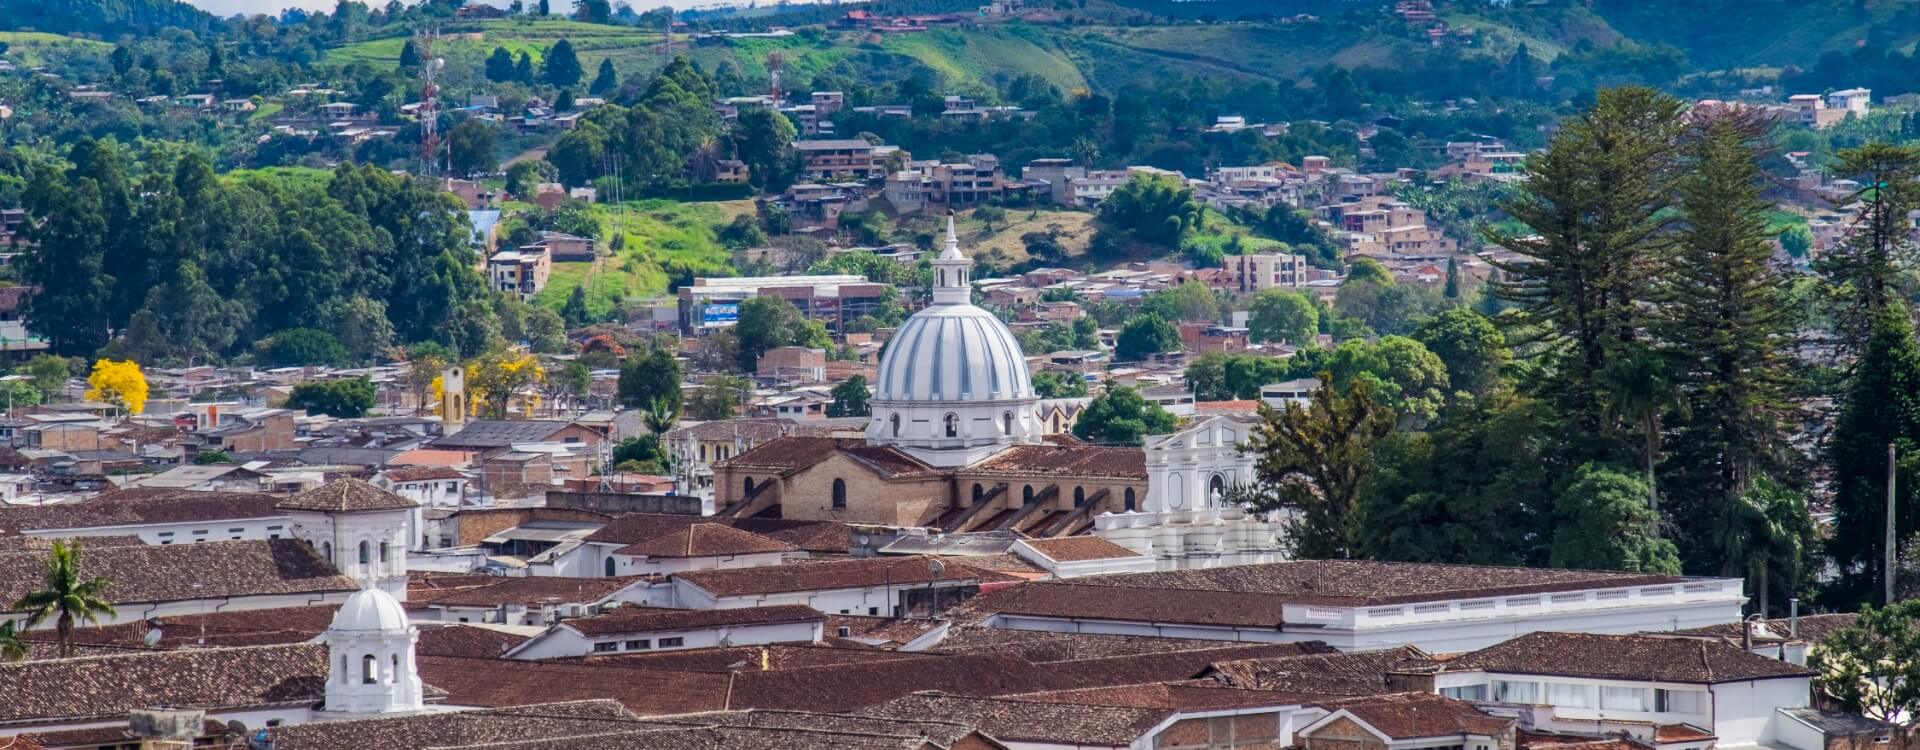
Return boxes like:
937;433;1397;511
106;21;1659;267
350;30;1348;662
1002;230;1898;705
1653;724;1715;742
1020;536;1143;562
267;700;643;750
665;419;794;443
860;691;1169;746
0;535;145;550
1194;399;1261;414
417;624;533;658
948;580;1294;628
0;539;357;610
1063;559;1700;606
722;654;1056;711
1520;731;1655;750
584;513;850;554
967;443;1146;479
1666;613;1859;645
718;437;942;479
1010;680;1326;710
561;604;825;636
1312;693;1514;740
576;644;935;672
415;656;734;716
418;725;952;750
277;478;418;513
59;604;339;650
613;523;792;558
1037;643;1327;690
675;556;1012;598
1206;646;1442;694
951;552;1048;576
644;709;986;749
1444;632;1815;684
0;643;328;727
422;575;652;608
932;625;1336;663
431;420;575;449
0;490;283;535
821;615;945;647
383;466;467;483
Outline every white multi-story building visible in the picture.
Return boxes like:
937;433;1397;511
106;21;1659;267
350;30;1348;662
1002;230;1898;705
1096;415;1290;571
280;478;419;600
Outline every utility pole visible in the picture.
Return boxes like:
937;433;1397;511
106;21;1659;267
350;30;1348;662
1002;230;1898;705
1888;442;1898;607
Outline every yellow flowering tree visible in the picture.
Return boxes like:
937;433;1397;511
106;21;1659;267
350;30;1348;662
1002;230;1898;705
466;352;544;419
83;360;148;415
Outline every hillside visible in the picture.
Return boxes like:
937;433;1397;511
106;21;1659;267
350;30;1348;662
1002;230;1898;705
0;0;216;36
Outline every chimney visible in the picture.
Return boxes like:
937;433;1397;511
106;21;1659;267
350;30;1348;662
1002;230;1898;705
1742;618;1753;652
1789;598;1800;639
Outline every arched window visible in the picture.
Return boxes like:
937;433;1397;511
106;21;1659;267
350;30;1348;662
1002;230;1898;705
361;654;379;685
1124;488;1137;512
832;479;848;509
944;413;959;438
604;557;617;577
358;541;370;566
972;483;984;503
744;477;755;496
322;541;333;562
1022;485;1035;506
1209;474;1227;505
890;413;901;438
391;654;399;684
1073;487;1085;507
1002;411;1013;435
379;541;390;564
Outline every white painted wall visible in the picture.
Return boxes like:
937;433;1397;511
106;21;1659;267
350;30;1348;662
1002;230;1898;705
672;579;977;616
1712;679;1812;745
611;551;789;577
5;590;356;630
25;516;291;546
508;620;823;659
286;508;412;599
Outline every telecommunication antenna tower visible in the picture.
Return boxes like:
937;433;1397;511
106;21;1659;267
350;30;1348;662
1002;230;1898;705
767;51;784;106
417;28;444;177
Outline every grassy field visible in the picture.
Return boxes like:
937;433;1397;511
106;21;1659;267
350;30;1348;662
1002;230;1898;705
880;27;1089;94
531;198;748;318
962;207;1097;267
322;19;664;74
0;32;112;67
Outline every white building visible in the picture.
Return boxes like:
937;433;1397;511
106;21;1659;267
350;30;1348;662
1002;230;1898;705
866;216;1046;468
279;479;419;599
1436;631;1815;749
319;586;425;717
1095;415;1290;570
503;604;826;659
957;560;1749;653
0;488;292;545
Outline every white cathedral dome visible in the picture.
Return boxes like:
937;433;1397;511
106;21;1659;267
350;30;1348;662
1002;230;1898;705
873;304;1034;402
329;586;411;634
867;214;1042;468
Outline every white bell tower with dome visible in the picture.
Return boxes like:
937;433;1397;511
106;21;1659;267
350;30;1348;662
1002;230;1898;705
321;586;424;716
867;213;1043;467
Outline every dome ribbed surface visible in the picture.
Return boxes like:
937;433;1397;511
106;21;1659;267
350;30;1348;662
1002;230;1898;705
874;304;1033;402
329;587;410;633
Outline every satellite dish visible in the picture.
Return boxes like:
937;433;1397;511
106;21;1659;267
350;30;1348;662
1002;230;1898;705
142;628;164;647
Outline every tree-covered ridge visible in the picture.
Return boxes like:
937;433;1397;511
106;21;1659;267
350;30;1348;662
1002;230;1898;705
18;140;498;364
0;0;216;36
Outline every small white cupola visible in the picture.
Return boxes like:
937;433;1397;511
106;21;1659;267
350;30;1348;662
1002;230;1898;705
322;586;423;715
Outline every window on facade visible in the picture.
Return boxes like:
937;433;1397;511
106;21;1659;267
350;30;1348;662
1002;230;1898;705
972;483;984;503
1209;474;1226;501
1545;683;1594;708
1600;686;1649;712
605;558;617;577
593;642;618;653
625;640;651;650
323;542;332;561
1003;412;1013;435
891;414;900;437
944;413;959;438
1492;681;1539;704
1441;685;1489;701
1022;485;1035;505
1073;487;1085;507
1655;689;1705;714
744;477;755;496
361;654;379;684
701;445;709;461
391;654;399;684
659;637;685;648
1124;488;1136;512
379;542;390;563
832;479;847;509
358;541;371;565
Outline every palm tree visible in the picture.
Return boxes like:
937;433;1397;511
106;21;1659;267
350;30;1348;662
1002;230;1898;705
642;396;679;438
0;619;27;662
1722;479;1813;617
1599;350;1684;514
12;540;115;658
